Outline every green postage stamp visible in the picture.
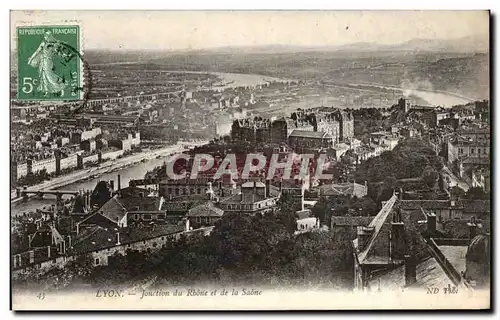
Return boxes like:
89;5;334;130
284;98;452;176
16;25;82;101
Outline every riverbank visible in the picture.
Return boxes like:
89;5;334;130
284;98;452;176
11;141;207;205
348;82;474;107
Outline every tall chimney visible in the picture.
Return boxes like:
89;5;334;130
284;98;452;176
84;191;89;211
116;232;121;245
467;221;478;240
427;212;436;233
265;179;271;198
253;181;257;195
390;209;406;261
117;174;121;191
357;226;374;251
404;255;417;287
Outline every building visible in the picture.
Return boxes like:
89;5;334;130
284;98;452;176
464;233;490;288
80;139;96;152
447;137;490;165
12;223;214;273
55;114;140;127
159;178;218;200
423;110;450;128
330;216;374;239
231;117;272;145
270;117;314;144
318;181;368;199
456;127;490;142
295;217;320;234
353;195;404;290
77;195;164;230
56;137;70;148
332;110;354;141
230;109;352;146
398;199;490;222
218;180;278;216
380;134;400;151
279;178;307;213
472;169;490;193
330;142;350;161
29;157;57;176
364;216;489;293
81;128;102;142
313;113;340;144
288;130;335;152
186;201;224;229
398;98;412;113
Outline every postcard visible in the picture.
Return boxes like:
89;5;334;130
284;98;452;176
10;10;490;310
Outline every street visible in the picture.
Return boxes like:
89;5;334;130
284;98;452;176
442;165;470;192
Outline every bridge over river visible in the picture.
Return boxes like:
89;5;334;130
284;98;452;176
16;188;80;201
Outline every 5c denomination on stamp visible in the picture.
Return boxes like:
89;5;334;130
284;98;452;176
17;25;82;101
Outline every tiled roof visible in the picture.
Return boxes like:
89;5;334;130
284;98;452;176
159;177;215;185
118;186;150;196
399;200;451;210
280;179;304;189
357;195;398;264
289;130;327;139
96;196;162;224
334;143;350;150
461;158;490;165
241;181;266;188
187;201;224;217
116;196;162;212
319;182;366;197
438;245;468;275
399;200;490;214
460;200;490;213
367;256;453;291
331;216;374;226
97;197;127;223
160;200;205;212
71;224;184;255
268;185;281;197
219;192;272;205
285;118;297;128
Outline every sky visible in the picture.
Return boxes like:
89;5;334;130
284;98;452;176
10;10;489;51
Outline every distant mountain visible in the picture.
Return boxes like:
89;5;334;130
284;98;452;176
389;36;489;53
198;35;489;54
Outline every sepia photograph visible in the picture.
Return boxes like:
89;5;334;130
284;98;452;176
9;10;491;310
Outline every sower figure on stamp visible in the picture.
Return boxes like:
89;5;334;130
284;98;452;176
27;31;70;97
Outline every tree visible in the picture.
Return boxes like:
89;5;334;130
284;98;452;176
450;186;466;199
422;166;439;188
466;187;489;200
276;193;301;233
312;196;332;223
90;181;112;208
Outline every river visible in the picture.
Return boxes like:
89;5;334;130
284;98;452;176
11;156;169;216
347;82;474;107
11;71;473;215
